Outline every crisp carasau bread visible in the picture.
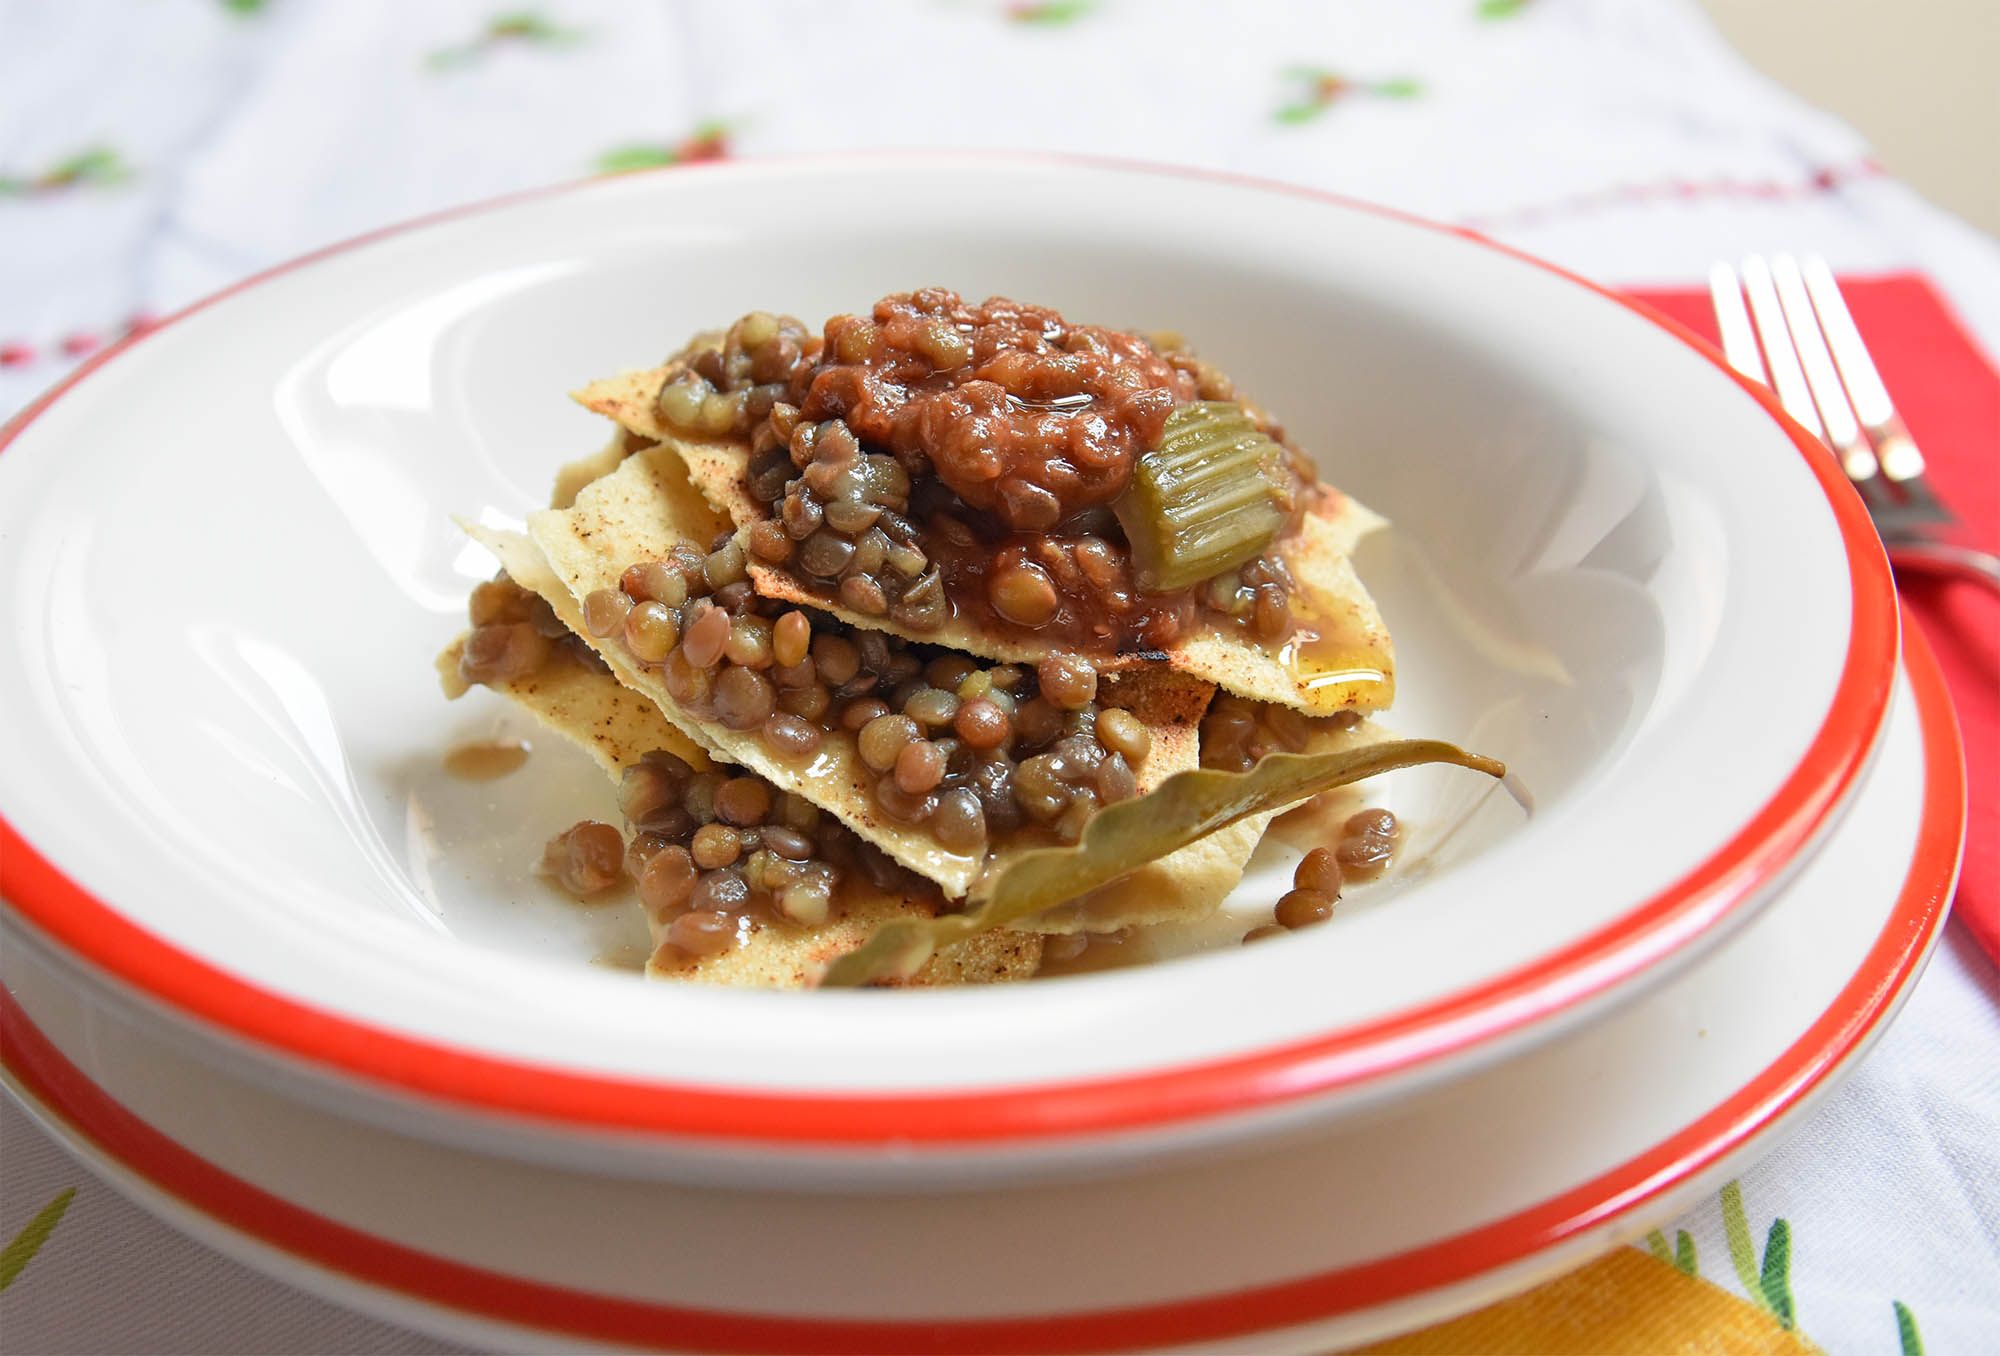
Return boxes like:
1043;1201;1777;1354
574;367;1396;717
550;428;653;511
519;446;1211;899
437;624;1041;988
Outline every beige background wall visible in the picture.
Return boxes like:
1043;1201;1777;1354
1699;0;2000;236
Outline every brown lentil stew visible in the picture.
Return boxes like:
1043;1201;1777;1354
619;752;940;964
540;535;1156;855
545;754;944;966
652;291;1324;654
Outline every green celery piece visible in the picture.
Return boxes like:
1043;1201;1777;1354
1116;401;1290;591
821;739;1505;986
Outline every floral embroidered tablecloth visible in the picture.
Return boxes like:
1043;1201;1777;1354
3;2;1996;1352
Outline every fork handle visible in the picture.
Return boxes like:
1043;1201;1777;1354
1888;542;2000;595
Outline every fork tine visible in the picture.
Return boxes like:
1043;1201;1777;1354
1708;262;1766;382
1739;257;1825;437
1799;258;1896;428
1797;259;1947;521
1769;255;1881;484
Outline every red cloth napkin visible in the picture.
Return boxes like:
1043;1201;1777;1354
1627;276;1998;964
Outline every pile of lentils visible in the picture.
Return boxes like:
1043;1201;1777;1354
649;293;1320;652
652;308;952;635
574;539;1154;852
1199;693;1363;773
457;573;604;684
539;753;930;961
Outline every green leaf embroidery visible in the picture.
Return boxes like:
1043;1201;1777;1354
595;120;733;176
1759;1217;1795;1330
488;10;575;41
1007;0;1095;24
1274;68;1422;124
1674;1229;1699;1277
41;148;133;191
0;1189;75;1292
0;147;131;197
1477;0;1530;18
220;0;268;13
1644;1229;1672;1265
1720;1180;1762;1299
52;149;125;184
427;10;584;69
596;146;680;174
1894;1300;1925;1356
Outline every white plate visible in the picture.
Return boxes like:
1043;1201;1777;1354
0;156;1897;1175
0;612;1959;1353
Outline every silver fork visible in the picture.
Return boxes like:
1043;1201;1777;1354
1710;254;2000;590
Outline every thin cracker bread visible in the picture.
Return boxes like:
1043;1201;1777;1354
518;446;1209;898
550;428;656;511
575;367;1395;716
436;629;1040;987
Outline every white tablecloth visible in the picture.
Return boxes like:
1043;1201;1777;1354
3;2;1996;1351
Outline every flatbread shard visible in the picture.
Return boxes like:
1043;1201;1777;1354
550;427;656;511
574;367;1396;716
436;631;1040;988
518;446;1210;898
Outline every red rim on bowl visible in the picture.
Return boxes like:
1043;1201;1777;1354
0;606;1957;1353
0;155;1901;1147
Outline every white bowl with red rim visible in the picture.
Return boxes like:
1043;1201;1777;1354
0;155;1897;1183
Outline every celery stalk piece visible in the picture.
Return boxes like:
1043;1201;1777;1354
1115;401;1291;591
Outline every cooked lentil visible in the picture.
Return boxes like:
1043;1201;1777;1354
1274;887;1334;930
538;820;624;898
1293;845;1344;898
1335;806;1400;878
